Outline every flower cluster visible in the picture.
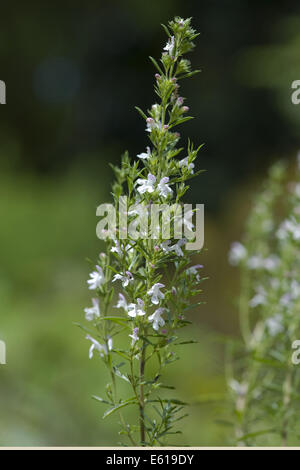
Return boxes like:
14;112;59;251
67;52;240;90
227;159;300;446
79;17;205;447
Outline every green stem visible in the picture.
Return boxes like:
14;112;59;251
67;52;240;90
282;369;292;447
139;337;146;445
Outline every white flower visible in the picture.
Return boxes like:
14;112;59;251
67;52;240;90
265;314;284;336
147;283;165;305
291;280;300;299
111;241;135;257
87;265;105;290
84;298;100;321
263;255;280;271
250;286;267;308
137;174;156;195
127;299;146;318
176;17;186;27
280;280;300;307
186;264;203;282
148;308;166;331
111;240;122;256
86;335;107;359
179;157;195;174
277;218;300;241
172;238;186;257
115;293;128;311
247;255;263;270
163;36;175;56
161;240;172;252
229;242;247;266
157;177;173;199
146;118;158;133
229;379;248;396
107;336;113;352
161;239;186;257
292;224;300;240
247;254;279;271
295;183;300;199
137;147;151;160
112;271;134;288
129;327;139;346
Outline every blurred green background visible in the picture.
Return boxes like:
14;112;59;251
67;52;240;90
0;0;300;446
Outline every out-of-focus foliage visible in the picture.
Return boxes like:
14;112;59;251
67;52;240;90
227;161;300;446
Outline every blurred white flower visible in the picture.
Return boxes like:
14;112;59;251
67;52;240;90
148;308;166;331
137;147;151;160
265;314;284;336
158;177;173;198
107;336;113;352
115;293;128;311
186;264;203;282
146;118;158;133
129;327;139;346
87;265;105;290
147;283;165;305
86;335;107;359
172;239;186;257
84;298;100;321
250;286;267;308
277;218;300;241
229;242;247;266
263;255;280;271
229;379;248;396
179;157;195;174
111;240;122;256
161;239;186;257
127;299;146;318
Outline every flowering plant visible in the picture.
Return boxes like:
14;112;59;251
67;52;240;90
228;159;300;446
79;17;206;446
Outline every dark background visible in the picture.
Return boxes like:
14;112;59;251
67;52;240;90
1;0;300;208
0;0;299;447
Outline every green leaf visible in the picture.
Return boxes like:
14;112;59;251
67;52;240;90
135;106;147;120
175;340;198;346
113;349;131;362
149;56;163;75
236;429;276;442
103;400;137;419
113;366;130;383
177;69;201;80
161;23;171;38
194;393;226;404
100;316;129;327
92;396;112;406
